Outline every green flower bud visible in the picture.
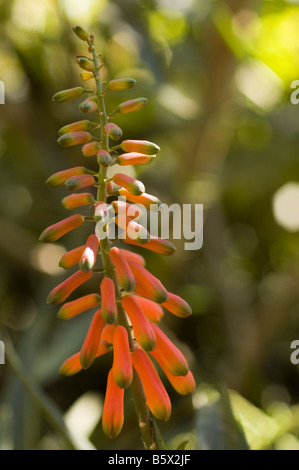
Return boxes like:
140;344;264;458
116;98;148;114
79;100;98;113
108;78;137;91
77;57;94;71
52;87;86;103
73;26;90;42
97;149;112;166
57;131;92;147
104;123;123;141
58;120;98;136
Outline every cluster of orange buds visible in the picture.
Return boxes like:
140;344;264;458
40;25;195;446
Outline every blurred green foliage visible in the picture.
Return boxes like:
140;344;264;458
1;0;299;450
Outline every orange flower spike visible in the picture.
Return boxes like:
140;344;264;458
131;347;171;421
134;296;164;323
57;293;101;319
62;192;95;210
47;270;92;305
80;309;106;369
163;369;196;396
119;248;145;267
46;166;89;187
115;215;150;245
59;245;85;269
128;261;168;303
121;295;156;350
102;369;125;439
116;152;156;166
109;246;135;292
79;234;100;272
162;292;192;318
150;323;189;376
119;189;160;209
123;235;176;256
39;214;84;243
112;325;133;388
65;174;95;191
112;173;145;196
100;277;117;324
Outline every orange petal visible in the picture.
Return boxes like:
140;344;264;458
119;248;145;267
121;295;156;351
39;214;84;243
100;324;116;346
47;270;92;305
80;309;106;369
102;369;124;439
59;342;112;376
57;293;101;319
133;296;164;322
112;325;133;388
162;292;192;318
100;277;117;324
150;323;189;376
109;246;135;292
59;245;85;269
62;192;95;210
123;235;176;256
131;347;171;421
128;261;168;303
162;369;196;396
79;234;100;271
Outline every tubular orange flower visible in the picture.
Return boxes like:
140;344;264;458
47;270;92;305
162;369;196;396
80;309;106;369
131;347;171;421
46;166;90;187
65;174;95;191
121;295;156;351
59;341;112;376
121;139;160;155
116;152;156;166
57;131;92;147
102;369;125;439
112;173;145;196
79;234;100;271
150;323;189;376
101;323;116;346
115;215;150;245
57;293;101;319
59;245;85;269
39;214;84;243
119;248;145;267
123;235;176;256
62;192;95;210
119;189;160;209
162;292;192;318
112;325;133;388
128;261;168;303
133;296;164;322
100;277;117;324
109;246;135;292
81;141;101;157
111;200;142;220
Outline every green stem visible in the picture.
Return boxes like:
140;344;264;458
89;38;162;450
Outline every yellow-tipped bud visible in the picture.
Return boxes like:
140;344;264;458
80;72;94;81
108;78;137;91
73;26;91;42
52;87;86;103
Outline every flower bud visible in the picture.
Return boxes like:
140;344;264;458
73;25;91;42
77;57;94;71
57;131;92;147
59;341;111;376
100;277;117;324
82;141;101;157
52;87;86;103
108;78;137;91
80;309;106;369
39;214;84;243
65;174;95;191
109;246;135;292
121;140;160;155
112;325;133;388
119;248;145;267
79;100;98;113
123;235;176;256
134;296;164;322
121;295;156;350
117;152;156;166
46;166;89;187
115;215;150;245
162;292;192;318
127;261;168;303
59;245;85;269
131;347;171;421
79;234;100;271
58;120;97;136
116;98;148;114
47;270;93;305
57;293;101;319
62;192;95;210
104;123;123;141
113;173;145;196
97;149;112;166
80;72;94;81
162;369;196;396
102;369;124;439
119;189;160;209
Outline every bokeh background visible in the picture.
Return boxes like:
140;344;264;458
1;0;299;450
